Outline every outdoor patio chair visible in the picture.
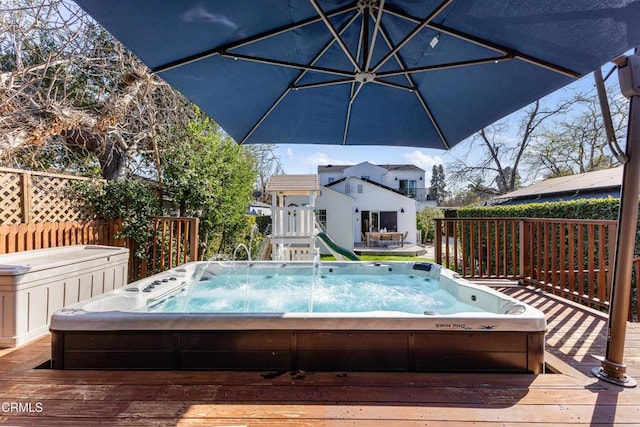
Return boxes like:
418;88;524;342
381;234;396;247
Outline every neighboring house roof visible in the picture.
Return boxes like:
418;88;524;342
318;163;425;173
489;167;623;205
266;174;320;192
250;201;271;208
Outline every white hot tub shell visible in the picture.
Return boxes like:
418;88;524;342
0;245;129;347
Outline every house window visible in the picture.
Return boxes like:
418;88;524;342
357;183;363;194
361;175;369;180
328;177;335;184
316;209;327;230
345;182;352;194
380;211;398;232
399;179;417;198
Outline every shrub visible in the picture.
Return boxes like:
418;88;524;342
70;178;161;258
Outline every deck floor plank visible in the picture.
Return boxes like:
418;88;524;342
1;286;639;425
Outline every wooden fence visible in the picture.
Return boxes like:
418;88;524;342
0;217;199;282
435;217;639;321
0;167;94;225
0;220;110;254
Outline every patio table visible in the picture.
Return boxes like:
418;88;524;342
365;232;404;247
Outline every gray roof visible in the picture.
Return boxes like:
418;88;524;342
491;167;623;204
318;163;425;173
265;174;320;192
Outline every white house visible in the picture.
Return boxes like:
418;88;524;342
318;161;437;211
317;161;433;246
248;200;272;216
319;176;417;246
264;162;430;259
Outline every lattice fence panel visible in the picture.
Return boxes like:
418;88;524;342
0;171;23;224
0;168;96;225
30;175;91;223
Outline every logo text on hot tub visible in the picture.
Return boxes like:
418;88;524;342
435;323;467;329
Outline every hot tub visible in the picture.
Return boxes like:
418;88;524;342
50;261;546;373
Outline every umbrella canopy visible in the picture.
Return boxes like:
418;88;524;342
74;0;640;149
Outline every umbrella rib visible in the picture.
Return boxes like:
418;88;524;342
152;4;357;74
371;79;415;91
364;0;386;71
309;0;362;73
294;78;356;90
383;6;581;79
377;55;513;78
342;83;365;145
372;0;454;73
239;10;361;144
221;52;354;79
429;22;581;79
377;24;450;149
361;4;369;70
341;7;369;146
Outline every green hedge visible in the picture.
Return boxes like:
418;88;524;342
458;198;621;220
457;197;640;254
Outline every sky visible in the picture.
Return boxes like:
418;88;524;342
273;67;621;185
275;144;446;176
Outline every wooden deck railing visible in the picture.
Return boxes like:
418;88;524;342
435;217;638;321
0;220;110;254
1;216;199;282
107;217;199;281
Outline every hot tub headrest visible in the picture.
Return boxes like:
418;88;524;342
412;262;434;272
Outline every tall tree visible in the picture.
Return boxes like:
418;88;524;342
246;144;283;203
160;111;258;257
526;86;628;178
429;164;446;204
0;0;192;179
447;99;573;196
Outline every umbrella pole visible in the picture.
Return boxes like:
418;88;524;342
592;53;640;388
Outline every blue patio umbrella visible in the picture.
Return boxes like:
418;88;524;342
74;0;640;149
74;0;640;386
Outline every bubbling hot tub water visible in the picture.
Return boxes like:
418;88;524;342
50;261;547;373
149;272;484;315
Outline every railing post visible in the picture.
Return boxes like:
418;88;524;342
435;218;442;265
20;172;33;224
519;219;528;281
189;218;199;262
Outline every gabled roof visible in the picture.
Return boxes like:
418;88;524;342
318;163;425;173
265;174;320;192
326;176;415;201
250;200;271;208
489;167;623;205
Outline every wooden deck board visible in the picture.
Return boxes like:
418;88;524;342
1;287;639;425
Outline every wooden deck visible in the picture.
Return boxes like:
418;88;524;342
1;286;639;426
354;242;428;257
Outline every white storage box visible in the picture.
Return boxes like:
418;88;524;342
0;245;129;347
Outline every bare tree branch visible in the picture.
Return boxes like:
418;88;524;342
0;0;193;179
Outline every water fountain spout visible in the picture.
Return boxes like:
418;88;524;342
233;243;251;261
